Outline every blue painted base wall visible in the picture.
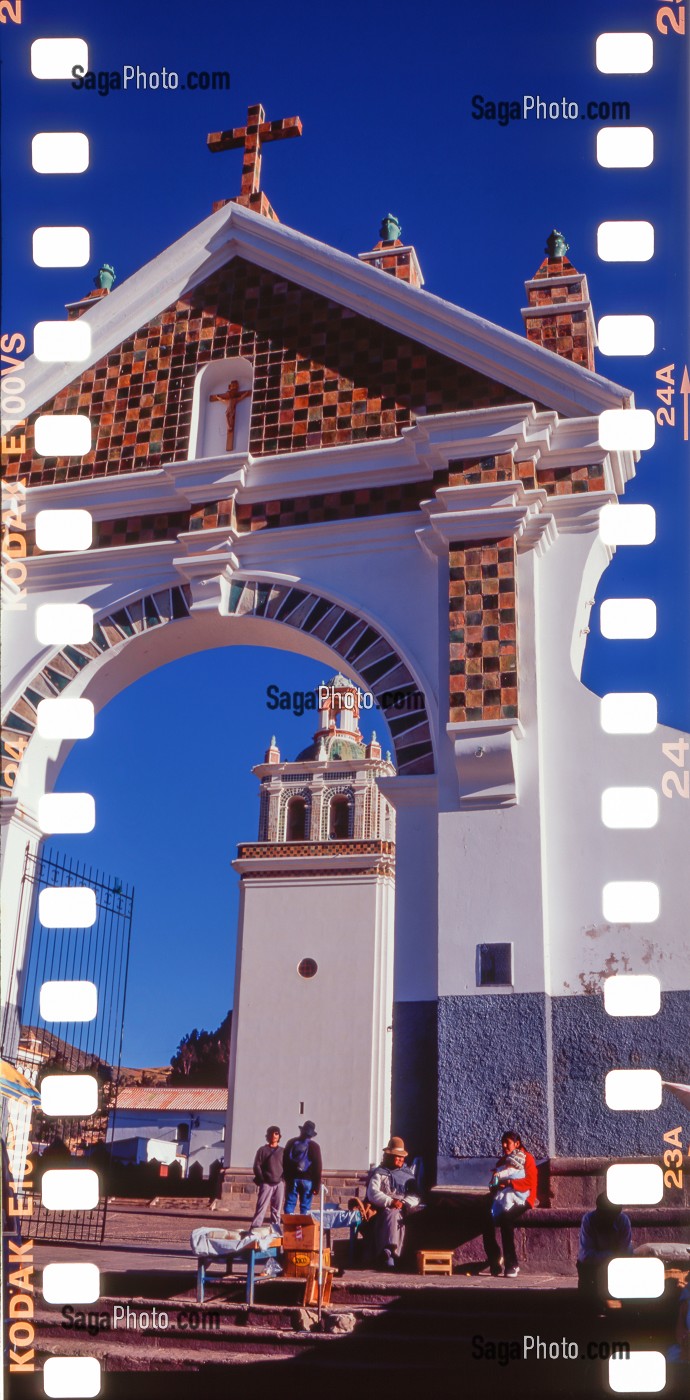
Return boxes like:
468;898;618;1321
552;989;690;1155
396;991;690;1173
438;993;551;1160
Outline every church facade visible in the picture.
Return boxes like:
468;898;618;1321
2;105;688;1182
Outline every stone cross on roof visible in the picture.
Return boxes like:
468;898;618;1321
207;102;302;220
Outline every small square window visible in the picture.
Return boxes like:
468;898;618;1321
476;943;513;987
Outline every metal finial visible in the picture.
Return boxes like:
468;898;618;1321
545;230;568;259
379;214;402;243
94;263;116;291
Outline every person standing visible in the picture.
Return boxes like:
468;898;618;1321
283;1120;322;1213
250;1126;284;1229
481;1130;537;1277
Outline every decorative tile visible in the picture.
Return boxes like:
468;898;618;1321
448;535;518;725
11;261;531;486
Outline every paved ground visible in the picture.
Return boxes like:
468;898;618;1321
33;1200;576;1292
25;1203;686;1400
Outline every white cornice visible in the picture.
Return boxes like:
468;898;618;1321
23;538;182;591
418;481;556;555
11;201;634;434
523;274;586;292
548;492;615;535
233;852;394;877
376;774;438;808
521;300;591;319
20;403;635;531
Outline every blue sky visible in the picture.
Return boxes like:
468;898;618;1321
3;0;688;1064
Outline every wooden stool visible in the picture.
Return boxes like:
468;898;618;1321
417;1250;454;1276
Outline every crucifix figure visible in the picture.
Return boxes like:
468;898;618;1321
208;381;251;451
207;102;302;217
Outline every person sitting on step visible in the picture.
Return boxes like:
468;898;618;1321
366;1136;416;1270
577;1192;633;1305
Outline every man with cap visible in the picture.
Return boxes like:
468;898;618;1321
366;1136;416;1270
283;1120;323;1214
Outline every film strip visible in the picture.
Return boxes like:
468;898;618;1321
1;6;688;1397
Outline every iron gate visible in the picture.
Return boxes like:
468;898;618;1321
15;846;133;1243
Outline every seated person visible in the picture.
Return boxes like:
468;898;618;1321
577;1192;632;1303
482;1130;537;1278
366;1136;416;1271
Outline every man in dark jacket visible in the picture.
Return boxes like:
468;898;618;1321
577;1192;633;1302
250;1125;284;1229
283;1120;322;1213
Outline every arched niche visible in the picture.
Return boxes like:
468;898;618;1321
188;356;253;460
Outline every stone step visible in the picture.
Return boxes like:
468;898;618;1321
420;1197;690;1274
547;1157;690;1209
34;1286;680;1397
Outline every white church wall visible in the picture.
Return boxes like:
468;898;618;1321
378;775;438;1003
535;526;690;995
226;869;394;1169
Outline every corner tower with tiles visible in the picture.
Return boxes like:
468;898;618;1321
226;676;396;1169
3;109;689;1190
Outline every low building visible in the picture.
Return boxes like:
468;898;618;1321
108;1087;227;1178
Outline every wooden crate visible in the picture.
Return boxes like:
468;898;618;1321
283;1247;331;1279
417;1250;454;1276
281;1214;320;1251
303;1265;334;1306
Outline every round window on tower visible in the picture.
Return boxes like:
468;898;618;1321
297;958;318;979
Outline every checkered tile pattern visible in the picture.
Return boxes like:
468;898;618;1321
240;862;394;879
448;454;515;487
187;499;237;531
448;535;518;725
230;479;434;533
358;242;423;288
524;255;594;371
237;840;395;859
447;453;603;498
10;260;530;486
93;513;189;549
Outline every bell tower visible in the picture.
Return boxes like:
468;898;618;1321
225;675;396;1170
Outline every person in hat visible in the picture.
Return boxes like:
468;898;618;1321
366;1136;416;1270
283;1120;323;1214
577;1191;633;1303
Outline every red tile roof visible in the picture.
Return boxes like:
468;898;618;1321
114;1087;227;1112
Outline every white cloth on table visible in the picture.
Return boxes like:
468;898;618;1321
191;1225;279;1258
